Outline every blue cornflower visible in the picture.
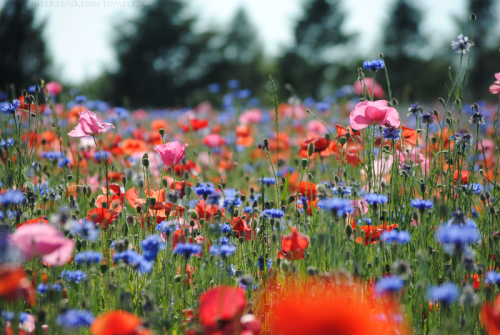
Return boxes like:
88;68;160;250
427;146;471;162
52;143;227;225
1;99;20;115
61;270;87;283
358;217;372;226
94;151;111;161
407;103;422;117
37;283;62;294
75;95;87;104
56;309;94;328
257;255;273;270
435;224;480;254
70;220;99;241
210;244;237;257
113;250;152;273
470;110;485;125
0;190;25;206
19;312;30;323
243;206;253;214
140;235;166;261
454;130;474;148
195;185;216;197
75;251;102;265
374;276;405;295
364;193;388;206
337;183;352;197
485;271;500;285
208;83;221;93
427;283;459;304
451;34;473;54
222;197;243;209
58;158;71;168
410;199;433;211
227;79;240;90
382;126;402;141
421;111;436;125
237;89;251;99
218;223;232;234
156;221;176;234
318;198;353;216
28;85;40;93
381;230;411;244
467;183;482;195
41;151;65;161
259;177;276;186
1;311;14;321
207;192;221;205
173;243;201;257
363;59;385;71
6;138;14;147
262;209;285;219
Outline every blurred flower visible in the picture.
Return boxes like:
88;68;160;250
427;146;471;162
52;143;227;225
70;219;100;241
0;265;36;305
364;193;388;206
318;198;353;216
278;227;309;260
210;244;237;257
381;230;411;244
75;251;102;265
68;110;115;138
382;126;402;141
427;283;459;305
470;110;485;125
375;276;405;296
259;177;276;186
353;77;385;98
410;199;433;211
140;235;166;261
173;243;202;258
407;103;422;117
489;73;500;97
90;310;151;335
363;59;385;71
1;99;20;115
61;270;87;283
208;83;220;93
57;309;94;328
45;81;63;95
435;224;480;254
113;251;152;274
227;79;240;90
262;209;285;219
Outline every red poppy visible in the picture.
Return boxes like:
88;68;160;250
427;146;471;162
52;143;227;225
278;227;310;260
90;310;152;335
182;119;209;132
295;181;317;200
300;135;328;153
481;294;500;335
336;124;361;143
0;264;36;306
355;223;399;246
232;217;252;241
401;126;418;147
453;169;470;184
198;286;246;333
87;208;118;229
16;216;48;229
174;160;201;177
196;200;223;222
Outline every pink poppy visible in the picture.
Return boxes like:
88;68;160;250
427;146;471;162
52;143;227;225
155;141;188;168
351;199;369;216
10;224;75;266
307;120;328;134
353;77;385;98
239;109;262;124
45;81;63;95
202;134;225;148
489;73;500;97
68;110;115;138
350;100;400;130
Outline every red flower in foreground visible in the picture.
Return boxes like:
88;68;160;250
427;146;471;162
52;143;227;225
295;181;317;200
0;264;36;306
90;310;151;335
16;216;48;229
87;208;118;229
198;286;247;334
278;227;309;260
356;224;399;246
481;294;500;335
260;278;409;335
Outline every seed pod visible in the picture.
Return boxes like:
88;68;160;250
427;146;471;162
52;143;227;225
307;142;315;157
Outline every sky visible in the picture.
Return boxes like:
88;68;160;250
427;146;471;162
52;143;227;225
8;0;476;84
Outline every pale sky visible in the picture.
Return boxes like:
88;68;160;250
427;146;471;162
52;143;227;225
3;0;477;84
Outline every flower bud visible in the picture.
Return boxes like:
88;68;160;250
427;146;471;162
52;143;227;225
470;13;476;20
345;225;352;239
301;159;308;169
307;142;315;157
339;136;347;145
325;133;331;141
159;128;165;136
142;158;149;167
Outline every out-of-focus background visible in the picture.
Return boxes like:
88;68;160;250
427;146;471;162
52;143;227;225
0;0;499;107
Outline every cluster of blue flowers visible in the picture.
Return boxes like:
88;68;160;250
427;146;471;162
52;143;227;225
243;206;253;214
381;230;411;244
0;190;25;206
363;59;385;71
382;126;402;141
75;251;103;265
94;151;112;161
195;184;216;197
318;198;353;216
259;177;276;186
222;197;243;211
70;220;99;241
37;283;62;294
210;244;237;257
364;193;388;206
410;199;433;211
41;151;65;161
262;209;285;219
173;243;201;257
58;157;71;168
1;99;20;115
427;283;459;305
374;276;405;295
140;234;166;261
217;223;232;234
156;220;176;234
56;309;94;328
113;250;152;273
332;182;352;197
0;138;14;148
61;270;88;283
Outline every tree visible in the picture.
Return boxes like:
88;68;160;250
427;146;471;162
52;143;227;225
0;0;50;95
109;0;220;107
278;0;354;99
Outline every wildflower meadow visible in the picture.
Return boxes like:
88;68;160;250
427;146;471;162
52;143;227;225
2;15;500;335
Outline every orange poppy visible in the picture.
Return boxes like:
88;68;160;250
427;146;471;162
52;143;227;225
90;310;152;335
356;223;399;246
295;181;317;200
481;294;500;335
121;139;147;156
0;264;36;306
